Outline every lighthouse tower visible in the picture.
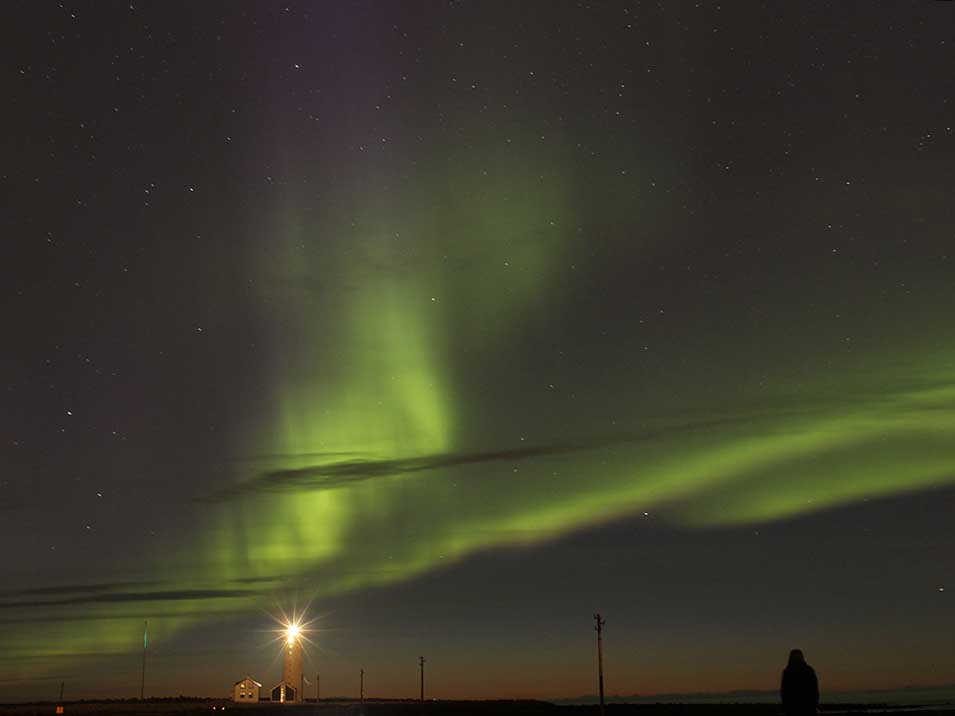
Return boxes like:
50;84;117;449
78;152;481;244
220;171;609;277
283;626;303;698
271;624;303;703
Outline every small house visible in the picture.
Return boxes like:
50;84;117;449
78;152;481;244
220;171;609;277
233;676;262;703
270;681;298;703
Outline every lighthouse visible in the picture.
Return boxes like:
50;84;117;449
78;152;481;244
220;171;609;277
270;624;303;703
283;625;304;698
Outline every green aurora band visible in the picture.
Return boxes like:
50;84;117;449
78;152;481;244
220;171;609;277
6;140;955;674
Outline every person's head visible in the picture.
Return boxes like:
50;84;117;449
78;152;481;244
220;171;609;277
788;649;806;666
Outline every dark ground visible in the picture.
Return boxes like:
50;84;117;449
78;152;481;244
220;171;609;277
2;701;954;716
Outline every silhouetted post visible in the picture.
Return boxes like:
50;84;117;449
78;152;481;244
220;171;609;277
360;668;364;702
316;674;320;702
59;681;64;703
140;620;148;700
419;656;425;701
594;613;605;716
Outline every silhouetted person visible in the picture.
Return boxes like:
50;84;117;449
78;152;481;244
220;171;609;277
781;649;819;716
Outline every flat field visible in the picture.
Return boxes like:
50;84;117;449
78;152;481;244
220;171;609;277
2;701;954;716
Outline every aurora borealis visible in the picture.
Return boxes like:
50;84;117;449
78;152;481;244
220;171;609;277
4;0;954;703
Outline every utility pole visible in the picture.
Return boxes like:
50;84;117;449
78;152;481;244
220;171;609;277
419;656;425;701
594;613;605;716
360;668;364;703
316;674;320;702
58;681;64;703
140;620;148;701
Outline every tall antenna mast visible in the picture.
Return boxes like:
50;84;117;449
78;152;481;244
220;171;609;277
140;619;148;701
419;656;425;701
594;613;605;716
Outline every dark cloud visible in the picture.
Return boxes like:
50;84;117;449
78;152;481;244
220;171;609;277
211;417;757;499
0;589;257;611
0;609;238;625
0;581;157;598
212;378;954;502
230;575;285;584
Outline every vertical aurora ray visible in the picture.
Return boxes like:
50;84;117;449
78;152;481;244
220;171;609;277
205;146;576;586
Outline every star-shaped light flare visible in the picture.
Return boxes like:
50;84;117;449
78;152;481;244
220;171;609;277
267;606;319;650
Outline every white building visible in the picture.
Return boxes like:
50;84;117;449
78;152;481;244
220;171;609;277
232;676;262;703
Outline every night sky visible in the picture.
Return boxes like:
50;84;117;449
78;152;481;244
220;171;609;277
3;0;955;703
